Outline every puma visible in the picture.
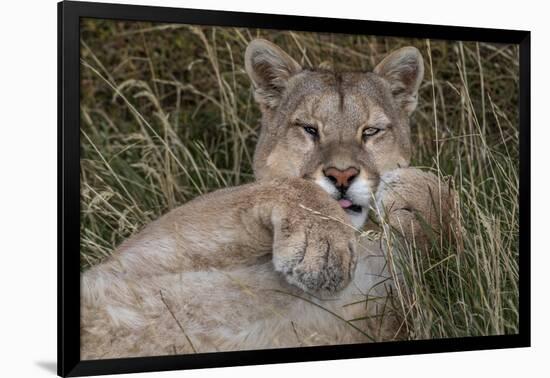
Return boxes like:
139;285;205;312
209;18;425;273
81;39;454;359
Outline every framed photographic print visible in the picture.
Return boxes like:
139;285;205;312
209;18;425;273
58;0;531;376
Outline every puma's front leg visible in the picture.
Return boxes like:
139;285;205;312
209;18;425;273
83;178;357;295
374;168;457;248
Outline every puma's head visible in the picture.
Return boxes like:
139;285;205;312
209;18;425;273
245;39;424;229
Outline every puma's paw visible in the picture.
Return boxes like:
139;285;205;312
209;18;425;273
375;168;457;246
272;211;357;295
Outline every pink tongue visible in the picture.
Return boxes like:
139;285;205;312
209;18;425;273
338;199;353;209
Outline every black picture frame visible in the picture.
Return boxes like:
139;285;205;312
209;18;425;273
58;1;531;376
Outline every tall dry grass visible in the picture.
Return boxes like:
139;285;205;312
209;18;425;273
80;19;519;339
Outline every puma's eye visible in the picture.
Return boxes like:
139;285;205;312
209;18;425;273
362;127;380;140
303;125;319;138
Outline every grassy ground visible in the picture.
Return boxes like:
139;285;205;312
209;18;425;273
80;19;520;340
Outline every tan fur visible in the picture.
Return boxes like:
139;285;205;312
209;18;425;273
81;39;453;359
375;168;457;248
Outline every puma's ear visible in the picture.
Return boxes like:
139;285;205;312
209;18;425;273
245;39;302;109
374;46;424;115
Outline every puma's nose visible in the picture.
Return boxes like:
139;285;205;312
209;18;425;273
324;167;359;189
